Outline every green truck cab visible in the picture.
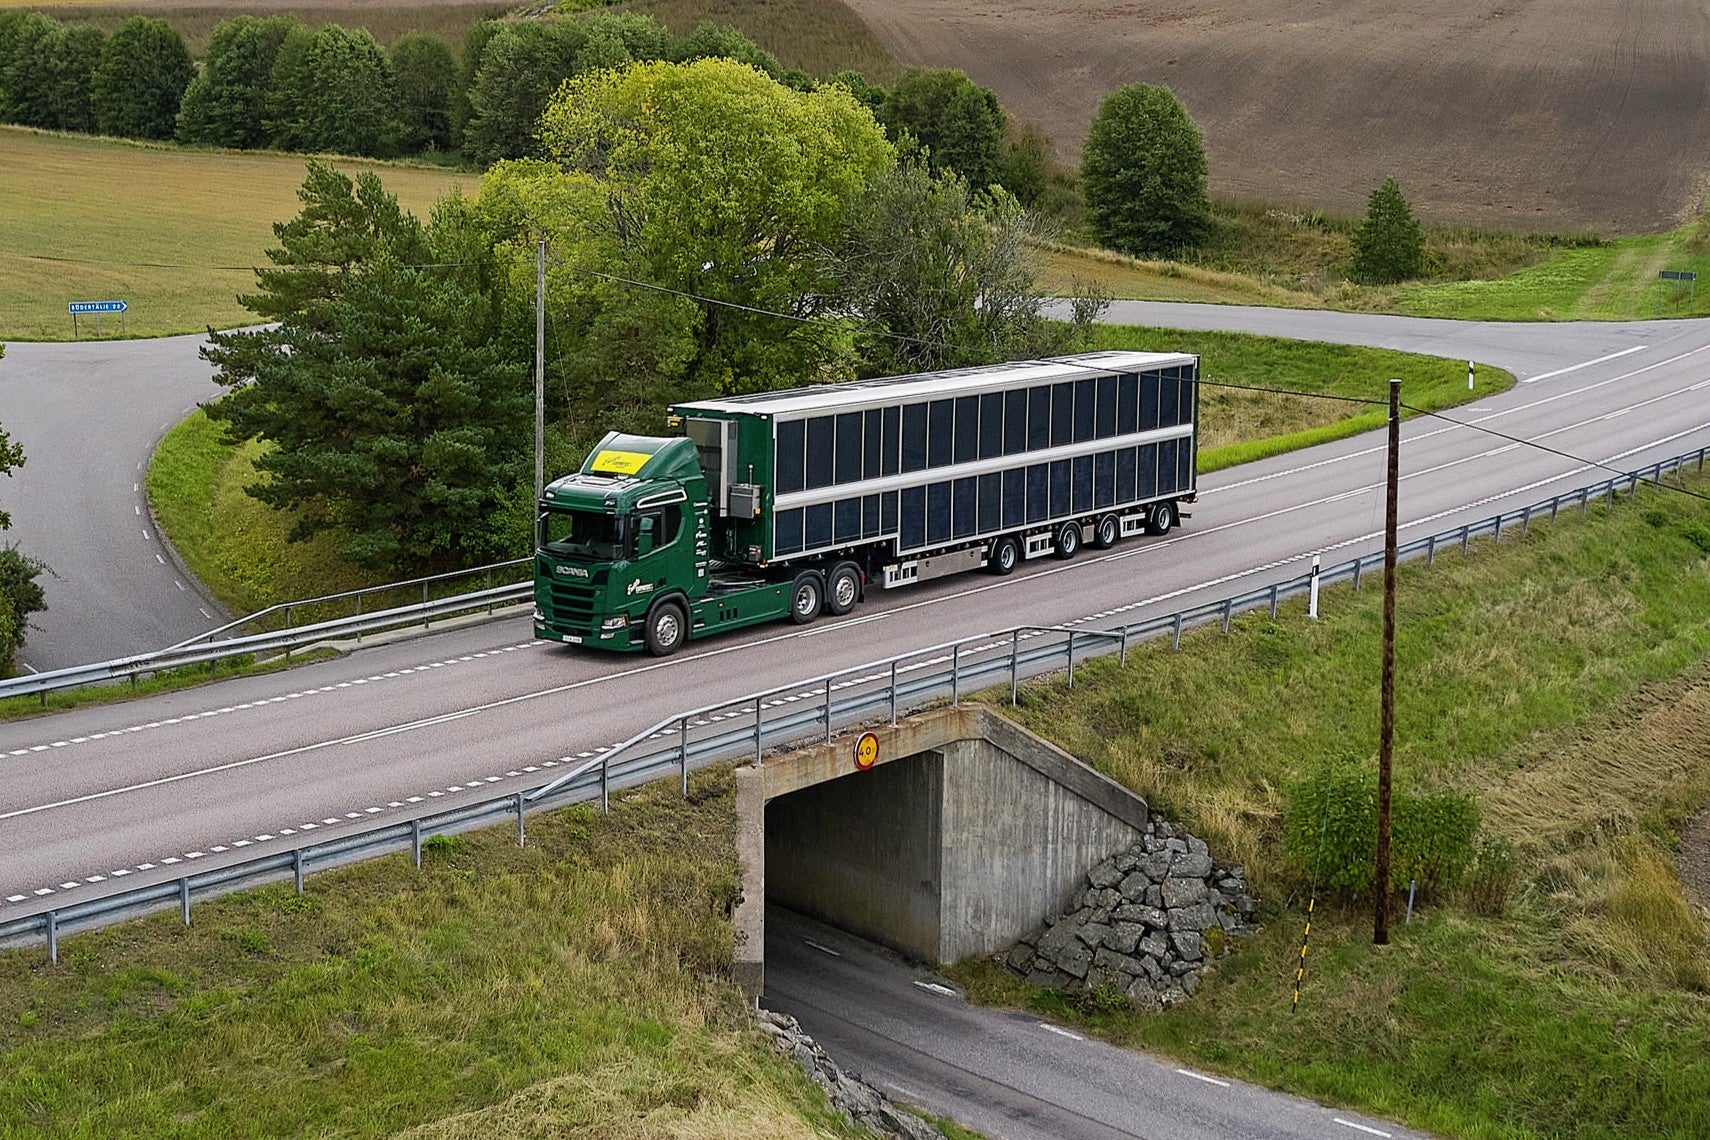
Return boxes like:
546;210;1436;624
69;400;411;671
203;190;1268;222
535;351;1201;656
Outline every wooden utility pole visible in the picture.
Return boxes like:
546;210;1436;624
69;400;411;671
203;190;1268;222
1375;378;1400;945
535;238;546;504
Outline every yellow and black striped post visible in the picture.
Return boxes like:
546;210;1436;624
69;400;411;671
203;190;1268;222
1291;896;1315;1014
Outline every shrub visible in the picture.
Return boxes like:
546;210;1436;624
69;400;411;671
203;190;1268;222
1284;762;1482;898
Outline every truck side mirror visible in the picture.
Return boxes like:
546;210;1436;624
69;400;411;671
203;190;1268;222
635;516;655;557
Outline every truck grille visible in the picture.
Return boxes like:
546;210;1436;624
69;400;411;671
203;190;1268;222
541;562;606;628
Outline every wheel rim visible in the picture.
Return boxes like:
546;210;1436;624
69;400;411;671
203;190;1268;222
795;584;818;616
1101;519;1117;545
1156;506;1171;532
999;542;1016;569
656;610;680;646
834;574;857;609
1061;526;1077;553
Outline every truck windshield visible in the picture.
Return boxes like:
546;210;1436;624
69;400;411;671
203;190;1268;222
539;508;626;561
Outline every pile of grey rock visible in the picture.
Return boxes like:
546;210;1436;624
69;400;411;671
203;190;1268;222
756;1008;944;1140
1003;819;1259;1009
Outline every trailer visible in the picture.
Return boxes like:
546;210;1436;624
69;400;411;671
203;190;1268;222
534;350;1198;655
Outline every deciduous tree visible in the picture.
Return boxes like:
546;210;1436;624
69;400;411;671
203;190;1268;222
1351;177;1425;284
0;343;49;676
267;23;400;157
176;15;295;148
880;68;1004;191
91;15;193;139
390;31;455;152
1081;83;1211;257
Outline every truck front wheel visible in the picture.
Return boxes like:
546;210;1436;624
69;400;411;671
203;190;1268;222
789;572;823;624
644;600;689;657
826;563;861;615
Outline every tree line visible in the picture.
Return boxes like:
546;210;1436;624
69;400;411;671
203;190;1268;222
202;58;1106;574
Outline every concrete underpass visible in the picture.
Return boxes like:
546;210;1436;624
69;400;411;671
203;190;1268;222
734;705;1150;995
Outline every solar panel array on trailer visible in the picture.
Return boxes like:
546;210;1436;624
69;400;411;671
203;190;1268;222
670;350;1198;562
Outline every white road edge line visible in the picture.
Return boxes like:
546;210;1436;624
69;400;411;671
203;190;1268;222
1333;1119;1393;1137
1175;1068;1230;1087
913;980;958;997
803;939;842;958
1522;345;1646;383
1037;1022;1085;1040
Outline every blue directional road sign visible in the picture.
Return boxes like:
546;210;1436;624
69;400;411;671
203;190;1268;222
68;300;127;314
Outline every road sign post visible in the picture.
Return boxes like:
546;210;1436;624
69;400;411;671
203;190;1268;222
68;299;127;339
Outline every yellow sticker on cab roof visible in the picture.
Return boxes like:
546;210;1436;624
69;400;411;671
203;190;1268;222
590;449;652;475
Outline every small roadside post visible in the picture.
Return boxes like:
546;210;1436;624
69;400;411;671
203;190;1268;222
1308;554;1322;619
1468;359;1474;391
69;299;127;338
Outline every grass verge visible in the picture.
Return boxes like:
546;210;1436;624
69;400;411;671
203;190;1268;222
947;469;1710;1139
0;769;863;1139
0;127;470;340
1084;324;1512;472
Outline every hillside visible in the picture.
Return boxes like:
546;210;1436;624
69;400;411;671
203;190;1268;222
839;0;1710;235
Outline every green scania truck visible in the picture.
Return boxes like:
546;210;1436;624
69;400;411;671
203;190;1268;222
533;350;1199;655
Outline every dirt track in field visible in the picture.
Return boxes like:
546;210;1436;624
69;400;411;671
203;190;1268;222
839;0;1710;234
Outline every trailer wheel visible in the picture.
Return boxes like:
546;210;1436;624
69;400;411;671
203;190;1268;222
1054;521;1081;560
788;572;823;624
988;535;1021;575
644;600;688;657
1146;501;1176;536
826;563;861;615
1092;514;1120;549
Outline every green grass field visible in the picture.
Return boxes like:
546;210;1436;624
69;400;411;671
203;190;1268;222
0;127;471;340
0;770;866;1139
948;468;1710;1139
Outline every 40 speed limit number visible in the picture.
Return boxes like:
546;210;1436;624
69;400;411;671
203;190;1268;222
854;732;879;771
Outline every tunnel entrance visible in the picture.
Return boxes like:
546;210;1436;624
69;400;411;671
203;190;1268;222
734;706;1149;996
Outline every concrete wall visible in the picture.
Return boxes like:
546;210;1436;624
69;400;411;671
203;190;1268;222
734;706;1148;994
766;751;944;962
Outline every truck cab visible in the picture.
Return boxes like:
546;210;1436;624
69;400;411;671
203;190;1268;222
534;432;711;655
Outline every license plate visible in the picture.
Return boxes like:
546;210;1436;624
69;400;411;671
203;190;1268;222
564;634;582;644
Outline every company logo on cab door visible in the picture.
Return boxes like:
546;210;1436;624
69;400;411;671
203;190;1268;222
626;578;655;596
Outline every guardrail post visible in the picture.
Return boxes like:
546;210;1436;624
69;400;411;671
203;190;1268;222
1550;496;1560;522
1066;633;1076;688
411;819;422;869
889;661;899;725
46;910;57;965
1461;526;1471;553
1427;535;1437;566
179;878;191;926
1172;613;1183;649
1580;488;1589;514
1119;627;1129;667
423;582;431;629
284;605;293;660
1221;599;1233;633
1010;632;1020;706
679;715;690;797
825;677;835;741
601;755;610;813
754;695;765;765
1699;447;1705;471
515;793;526;847
1493;514;1503;543
1521;506;1531;537
1352;558;1363;590
293;849;304;894
1605;484;1615;508
487;568;495;615
1269;584;1280;618
951;644;961;707
355;593;363;645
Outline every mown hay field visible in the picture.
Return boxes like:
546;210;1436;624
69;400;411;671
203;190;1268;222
0;127;471;339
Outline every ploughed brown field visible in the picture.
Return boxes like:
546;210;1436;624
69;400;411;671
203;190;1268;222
839;0;1710;234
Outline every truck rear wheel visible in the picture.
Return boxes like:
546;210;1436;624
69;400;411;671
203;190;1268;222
1146;501;1176;536
789;572;823;624
1092;514;1120;549
988;535;1021;575
1054;521;1081;560
826;563;861;615
644;600;688;657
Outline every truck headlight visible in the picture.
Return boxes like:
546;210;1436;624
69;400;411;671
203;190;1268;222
600;616;628;631
533;607;544;621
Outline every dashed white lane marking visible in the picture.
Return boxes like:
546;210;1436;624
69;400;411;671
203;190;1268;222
1175;1068;1230;1087
1038;1023;1085;1041
3;642;544;756
1522;344;1646;383
155;554;165;564
914;981;958;997
803;940;842;958
1333;1120;1393;1138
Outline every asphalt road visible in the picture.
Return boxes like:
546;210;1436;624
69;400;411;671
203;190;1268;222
765;908;1429;1140
0;334;223;673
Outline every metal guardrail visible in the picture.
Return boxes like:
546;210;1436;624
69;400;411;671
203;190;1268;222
2;445;1705;961
0;565;533;703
